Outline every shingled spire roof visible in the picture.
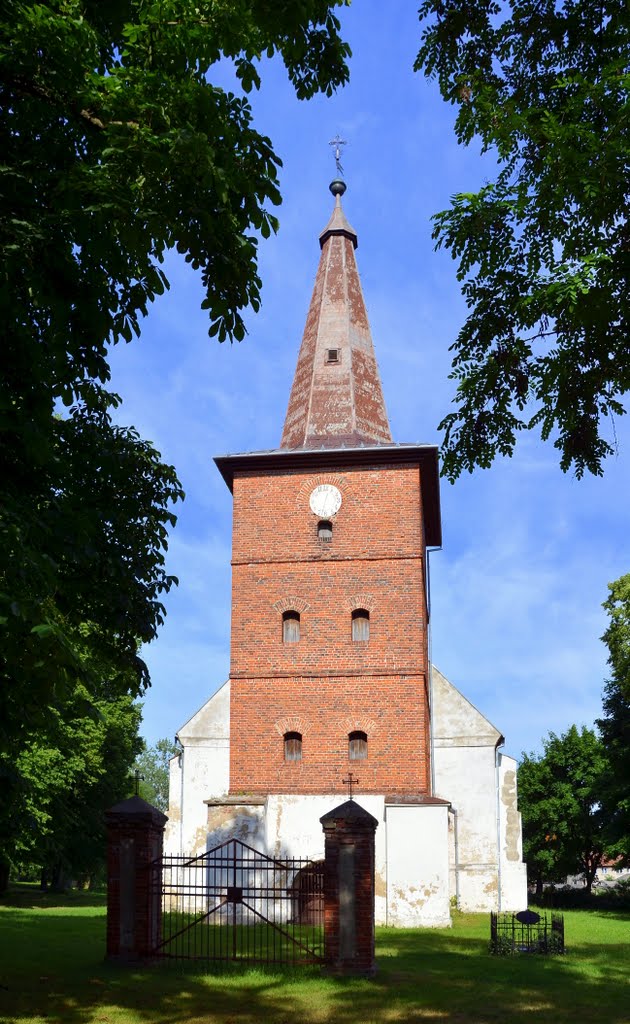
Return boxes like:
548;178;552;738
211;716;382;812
280;180;392;450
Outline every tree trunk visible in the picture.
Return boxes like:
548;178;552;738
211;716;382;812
0;861;9;894
49;862;67;893
535;875;543;898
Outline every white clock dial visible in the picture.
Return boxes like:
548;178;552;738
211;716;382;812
309;484;342;518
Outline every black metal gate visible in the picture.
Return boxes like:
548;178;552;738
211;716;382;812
148;839;324;965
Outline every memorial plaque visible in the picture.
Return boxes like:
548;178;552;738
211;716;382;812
515;909;540;925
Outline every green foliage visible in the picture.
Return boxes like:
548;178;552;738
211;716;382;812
415;0;630;479
2;625;144;886
135;737;179;812
601;573;630;698
0;0;350;878
597;574;630;860
518;725;610;893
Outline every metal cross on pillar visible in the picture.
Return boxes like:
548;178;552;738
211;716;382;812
342;772;359;800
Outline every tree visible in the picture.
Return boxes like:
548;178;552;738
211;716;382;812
1;1;350;878
597;574;630;860
518;725;610;894
19;692;143;892
0;412;183;887
3;626;144;892
135;737;179;813
1;0;350;689
415;0;630;480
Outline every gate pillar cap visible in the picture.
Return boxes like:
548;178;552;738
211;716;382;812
105;794;168;827
320;799;378;830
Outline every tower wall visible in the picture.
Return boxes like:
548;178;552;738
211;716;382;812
228;462;431;795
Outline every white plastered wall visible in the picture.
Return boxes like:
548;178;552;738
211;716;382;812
498;752;528;909
431;665;527;912
385;804;451;927
264;794;388;924
164;680;230;859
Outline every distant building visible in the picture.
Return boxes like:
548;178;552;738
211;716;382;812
166;179;527;925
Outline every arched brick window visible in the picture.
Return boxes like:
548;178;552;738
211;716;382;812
282;610;300;643
351;608;370;641
284;731;302;761
349;730;368;760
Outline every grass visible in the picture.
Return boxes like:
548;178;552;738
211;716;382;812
1;885;629;1024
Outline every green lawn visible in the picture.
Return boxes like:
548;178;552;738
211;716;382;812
1;887;629;1024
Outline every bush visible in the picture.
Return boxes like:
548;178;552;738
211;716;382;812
531;880;630;911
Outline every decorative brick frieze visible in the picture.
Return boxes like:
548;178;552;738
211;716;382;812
272;595;311;615
295;474;351;511
343;593;376;613
273;715;310;736
342;715;378;736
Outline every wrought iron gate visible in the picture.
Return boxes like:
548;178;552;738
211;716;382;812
148;839;324;965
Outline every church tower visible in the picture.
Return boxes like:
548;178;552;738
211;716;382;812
215;179;441;799
166;176;528;929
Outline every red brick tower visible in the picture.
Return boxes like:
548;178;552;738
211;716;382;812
215;180;441;799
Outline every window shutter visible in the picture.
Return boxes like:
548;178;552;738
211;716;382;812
283;610;300;642
351;609;370;641
284;732;302;761
349;731;368;760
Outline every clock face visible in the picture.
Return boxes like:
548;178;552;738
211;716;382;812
309;484;342;518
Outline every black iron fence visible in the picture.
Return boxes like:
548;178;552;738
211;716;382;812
490;909;565;955
148;838;324;965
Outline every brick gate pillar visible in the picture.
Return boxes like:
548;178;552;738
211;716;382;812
320;799;379;976
105;795;167;962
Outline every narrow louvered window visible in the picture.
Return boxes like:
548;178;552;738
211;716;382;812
284;732;302;761
349;731;367;760
351;609;370;641
282;610;300;643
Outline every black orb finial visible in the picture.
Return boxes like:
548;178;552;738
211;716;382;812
330;178;347;197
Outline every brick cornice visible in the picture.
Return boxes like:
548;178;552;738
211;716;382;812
233;554;424;568
230;671;425;680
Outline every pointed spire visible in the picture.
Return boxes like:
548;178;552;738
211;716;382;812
280;182;392;451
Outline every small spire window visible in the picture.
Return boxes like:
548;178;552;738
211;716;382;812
351;609;370;641
325;348;340;364
282;610;300;643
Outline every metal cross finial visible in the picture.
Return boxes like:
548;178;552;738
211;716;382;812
329;133;347;177
342;772;359;800
133;769;144;796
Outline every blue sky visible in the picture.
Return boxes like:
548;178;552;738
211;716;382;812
107;1;630;762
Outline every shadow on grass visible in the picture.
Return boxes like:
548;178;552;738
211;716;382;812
0;901;629;1024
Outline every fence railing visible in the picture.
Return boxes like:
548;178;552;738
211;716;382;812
148;839;324;965
490;909;565;955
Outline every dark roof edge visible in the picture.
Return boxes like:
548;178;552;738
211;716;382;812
214;444;442;548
